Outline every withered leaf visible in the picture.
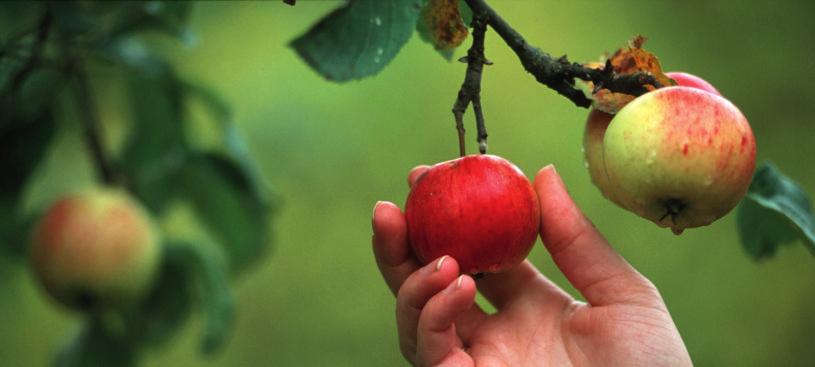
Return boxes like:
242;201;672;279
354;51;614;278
586;36;675;114
419;0;469;51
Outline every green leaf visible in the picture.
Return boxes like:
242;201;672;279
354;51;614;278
0;110;55;201
119;71;188;213
125;241;234;354
55;319;136;367
184;83;273;208
167;241;234;353
48;1;194;44
0;210;39;259
0;110;56;258
736;162;815;259
291;0;423;82
108;1;195;44
123;245;194;347
180;153;275;274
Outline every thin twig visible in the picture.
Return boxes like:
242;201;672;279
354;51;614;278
452;14;491;155
7;11;52;92
463;0;661;108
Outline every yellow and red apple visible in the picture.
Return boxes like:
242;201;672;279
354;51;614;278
30;189;160;311
584;72;756;234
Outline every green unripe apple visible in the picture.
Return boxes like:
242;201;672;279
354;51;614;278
30;189;161;311
597;86;756;234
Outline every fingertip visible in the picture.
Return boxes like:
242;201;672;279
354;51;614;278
408;165;431;188
455;275;476;300
534;164;564;194
372;201;409;268
372;201;402;233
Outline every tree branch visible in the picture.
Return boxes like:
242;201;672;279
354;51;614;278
7;11;52;93
452;14;491;156
463;0;661;108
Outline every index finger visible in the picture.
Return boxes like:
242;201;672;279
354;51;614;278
373;201;421;295
371;165;432;294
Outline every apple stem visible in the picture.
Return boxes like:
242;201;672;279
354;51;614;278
73;64;117;185
452;13;490;156
462;0;662;108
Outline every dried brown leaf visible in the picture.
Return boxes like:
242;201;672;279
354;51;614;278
587;36;675;113
420;0;469;50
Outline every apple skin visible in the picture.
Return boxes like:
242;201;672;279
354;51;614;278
665;72;721;96
405;154;540;274
584;71;723;207
30;189;160;311
603;86;756;233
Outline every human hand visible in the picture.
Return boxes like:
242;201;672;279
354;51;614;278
372;165;692;366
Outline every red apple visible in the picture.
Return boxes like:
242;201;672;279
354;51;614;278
30;189;160;311
405;154;540;274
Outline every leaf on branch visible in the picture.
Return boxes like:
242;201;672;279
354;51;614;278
290;0;423;82
55;319;137;367
736;162;815;260
49;1;194;44
585;36;675;114
120;71;188;213
125;241;235;354
0;109;55;259
416;0;469;61
180;153;277;274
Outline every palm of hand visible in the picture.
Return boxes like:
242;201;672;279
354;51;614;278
460;291;685;366
373;165;691;367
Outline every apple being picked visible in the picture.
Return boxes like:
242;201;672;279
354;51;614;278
30;188;161;311
405;154;540;275
584;72;756;234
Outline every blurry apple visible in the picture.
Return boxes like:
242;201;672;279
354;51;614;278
405;154;539;274
601;86;755;234
30;188;160;311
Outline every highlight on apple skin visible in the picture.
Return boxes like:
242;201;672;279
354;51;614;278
665;71;721;96
405;154;540;275
584;73;756;234
30;188;161;311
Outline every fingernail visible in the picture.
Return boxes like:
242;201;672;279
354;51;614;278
373;200;384;219
456;275;465;289
435;255;448;271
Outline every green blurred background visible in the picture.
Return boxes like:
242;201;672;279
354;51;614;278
2;1;815;366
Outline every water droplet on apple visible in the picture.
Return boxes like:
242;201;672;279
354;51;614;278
703;176;713;186
645;150;656;165
583;160;589;168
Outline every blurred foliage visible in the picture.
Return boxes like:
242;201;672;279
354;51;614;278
1;1;815;367
738;163;815;259
0;1;277;365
